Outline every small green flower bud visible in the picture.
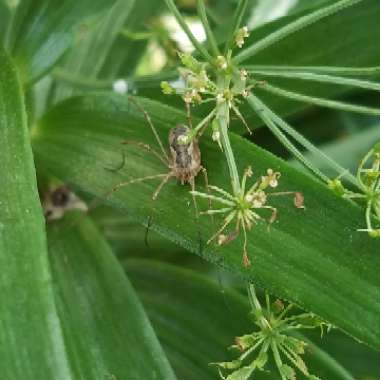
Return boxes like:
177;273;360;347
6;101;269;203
160;81;175;95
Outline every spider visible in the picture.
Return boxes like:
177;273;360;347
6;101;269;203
108;97;209;214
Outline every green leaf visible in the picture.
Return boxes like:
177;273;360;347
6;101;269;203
52;0;135;102
0;48;71;379
47;214;177;380
237;0;380;124
6;0;116;84
125;259;358;380
32;95;380;350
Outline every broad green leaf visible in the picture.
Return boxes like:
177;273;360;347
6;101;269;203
126;259;359;380
6;0;116;84
0;48;72;379
32;95;380;350
47;214;177;380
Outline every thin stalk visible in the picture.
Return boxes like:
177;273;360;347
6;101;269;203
234;0;363;64
197;0;220;57
217;101;241;195
247;95;329;182
245;65;380;76
249;70;380;92
259;82;380;116
258;99;359;187
164;0;213;63
247;284;271;330
224;0;248;54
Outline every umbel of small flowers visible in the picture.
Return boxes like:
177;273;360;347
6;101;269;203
212;284;328;380
329;142;380;238
161;27;254;145
191;166;304;266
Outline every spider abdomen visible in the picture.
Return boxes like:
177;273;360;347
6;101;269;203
169;125;201;184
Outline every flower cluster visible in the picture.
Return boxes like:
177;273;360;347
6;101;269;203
329;143;380;237
191;167;304;266
213;285;328;380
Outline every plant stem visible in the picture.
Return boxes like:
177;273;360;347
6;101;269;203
224;0;248;54
196;0;220;57
217;101;241;195
164;0;214;64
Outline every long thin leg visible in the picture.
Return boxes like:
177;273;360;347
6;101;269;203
189;177;199;217
109;173;169;197
121;140;169;166
152;172;173;200
128;96;170;162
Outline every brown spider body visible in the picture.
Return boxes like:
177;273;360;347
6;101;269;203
168;125;202;185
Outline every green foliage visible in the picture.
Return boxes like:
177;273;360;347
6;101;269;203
1;1;380;379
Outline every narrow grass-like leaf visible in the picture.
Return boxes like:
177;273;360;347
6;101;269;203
234;0;362;64
0;48;72;380
164;0;213;63
32;95;380;349
258;82;380;115
251;70;380;91
197;0;220;57
247;94;359;186
246;65;380;76
224;0;248;53
47;214;177;380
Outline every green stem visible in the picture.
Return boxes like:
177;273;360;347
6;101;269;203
164;0;213;64
197;0;220;57
217;101;241;195
224;0;248;54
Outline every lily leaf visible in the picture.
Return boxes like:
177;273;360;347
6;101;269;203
0;48;71;379
47;214;177;380
32;95;380;350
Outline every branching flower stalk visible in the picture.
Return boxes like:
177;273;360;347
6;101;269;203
213;284;329;380
159;0;380;243
329;143;380;237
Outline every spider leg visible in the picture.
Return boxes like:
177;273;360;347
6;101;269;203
121;140;169;166
109;173;169;197
152;172;174;200
128;96;170;162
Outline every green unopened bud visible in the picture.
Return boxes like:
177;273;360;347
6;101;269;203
369;229;380;238
161;81;175;95
178;52;203;73
328;178;346;197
